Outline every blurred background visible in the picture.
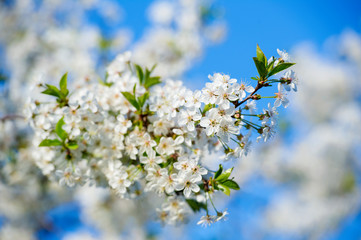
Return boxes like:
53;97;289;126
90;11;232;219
0;0;361;239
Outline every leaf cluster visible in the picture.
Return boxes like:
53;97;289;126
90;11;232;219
41;73;69;107
253;45;295;80
213;164;240;196
121;64;161;112
39;117;78;151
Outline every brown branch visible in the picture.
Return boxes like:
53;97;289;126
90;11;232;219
0;114;24;122
234;81;268;108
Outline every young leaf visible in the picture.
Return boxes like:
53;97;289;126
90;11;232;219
138;92;149;108
135;64;144;84
145;68;151;82
67;140;79;150
121;92;140;110
253;57;268;78
214;164;223;179
39;139;62;147
218;184;231;196
256;44;267;66
150;64;157;72
216;167;234;183
41;84;61;98
267;57;276;72
59;72;69;97
144;76;161;89
268;62;295;77
55;117;68;141
186;199;207;212
221;179;240;190
202;103;214;115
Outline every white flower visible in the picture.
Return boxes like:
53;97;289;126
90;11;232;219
281;69;298;92
140;149;163;170
79;91;98;113
63;103;81;124
173;155;191;172
215;210;229;222
218;105;236;122
175;173;200;198
200;108;221;136
109;170;131;195
197;215;216;227
274;83;290;108
159;172;178;194
233;81;254;100
217;119;240;143
209;73;237;88
188;160;208;182
277;49;291;63
262;103;278;126
201;82;218;104
115;114;132;134
257;125;275;142
185;90;202;110
244;100;257;114
156;137;175;155
214;86;238;109
138;133;157;155
178;109;201;131
56;167;81;187
124;137;138;160
153;118;172;136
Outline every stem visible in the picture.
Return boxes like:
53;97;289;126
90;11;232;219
241;113;259;117
241;118;262;128
0;114;24;122
205;194;209;215
216;136;230;150
208;192;218;213
231;138;240;144
234;82;263;108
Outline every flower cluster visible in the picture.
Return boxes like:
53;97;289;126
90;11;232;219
28;45;297;225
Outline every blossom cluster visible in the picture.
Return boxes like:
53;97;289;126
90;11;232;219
28;45;297;225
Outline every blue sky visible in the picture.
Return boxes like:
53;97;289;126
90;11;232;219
120;0;361;89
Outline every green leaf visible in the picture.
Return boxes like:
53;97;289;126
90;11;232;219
98;72;113;87
145;68;151;82
267;58;276;71
135;64;144;84
59;73;69;97
221;179;240;190
99;37;112;50
144;76;161;89
218;184;231;196
256;44;267;66
250;77;259;81
150;64;157;72
121;92;140;110
268;62;295;77
253;57;268;78
214;164;223;179
186;199;207;212
55;117;68;141
41;84;61;98
133;84;137;95
67;140;78;150
138;92;149;108
39;139;62;147
202;104;214;115
216;167;233;183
